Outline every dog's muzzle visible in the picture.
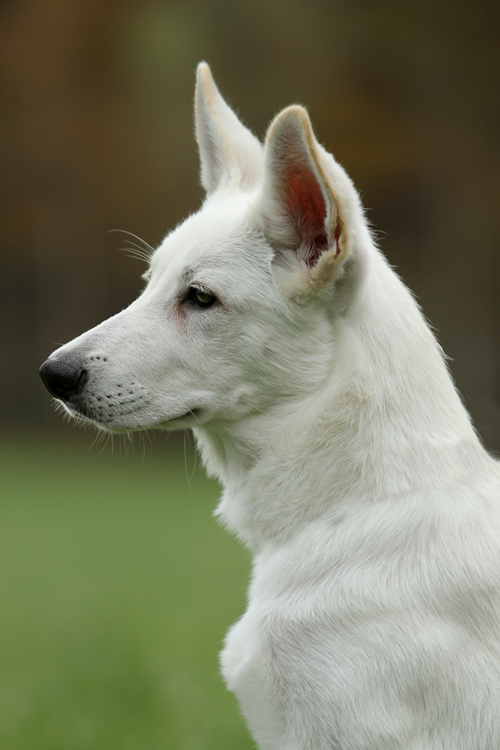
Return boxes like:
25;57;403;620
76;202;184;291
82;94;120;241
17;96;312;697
39;355;88;402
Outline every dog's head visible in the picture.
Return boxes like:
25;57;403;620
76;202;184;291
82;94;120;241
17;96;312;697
40;64;368;434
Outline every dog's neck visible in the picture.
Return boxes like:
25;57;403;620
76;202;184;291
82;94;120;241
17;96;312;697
194;251;483;552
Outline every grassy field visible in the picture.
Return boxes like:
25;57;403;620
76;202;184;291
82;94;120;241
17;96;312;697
0;433;253;749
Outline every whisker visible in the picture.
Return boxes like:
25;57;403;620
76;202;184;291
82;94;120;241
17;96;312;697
118;247;151;265
107;229;155;256
183;430;195;496
186;429;198;485
89;429;105;451
123;241;153;261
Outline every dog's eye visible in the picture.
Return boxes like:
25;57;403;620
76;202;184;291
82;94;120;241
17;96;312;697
185;286;218;309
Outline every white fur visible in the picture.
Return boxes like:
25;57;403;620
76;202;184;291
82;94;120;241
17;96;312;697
44;64;500;749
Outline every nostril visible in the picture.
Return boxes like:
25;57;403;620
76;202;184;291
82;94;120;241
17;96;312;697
39;356;88;401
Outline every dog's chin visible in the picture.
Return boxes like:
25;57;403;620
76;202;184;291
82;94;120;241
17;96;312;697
56;399;202;433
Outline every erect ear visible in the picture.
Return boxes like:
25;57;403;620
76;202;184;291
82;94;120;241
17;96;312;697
259;105;353;294
195;62;263;194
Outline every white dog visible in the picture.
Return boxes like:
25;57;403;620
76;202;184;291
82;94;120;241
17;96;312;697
40;64;500;749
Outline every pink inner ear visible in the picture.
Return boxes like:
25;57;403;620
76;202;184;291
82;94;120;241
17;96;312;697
285;169;328;266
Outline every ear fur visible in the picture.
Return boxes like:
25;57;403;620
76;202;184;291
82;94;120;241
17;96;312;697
259;106;353;296
195;62;263;193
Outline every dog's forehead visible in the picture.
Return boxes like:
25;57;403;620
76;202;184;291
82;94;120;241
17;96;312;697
150;191;269;282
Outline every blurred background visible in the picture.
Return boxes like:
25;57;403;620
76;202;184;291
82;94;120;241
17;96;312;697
0;0;499;747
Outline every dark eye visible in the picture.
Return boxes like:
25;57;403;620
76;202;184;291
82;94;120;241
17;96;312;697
185;286;218;309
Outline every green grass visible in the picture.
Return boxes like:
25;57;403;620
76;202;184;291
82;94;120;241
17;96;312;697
0;434;253;749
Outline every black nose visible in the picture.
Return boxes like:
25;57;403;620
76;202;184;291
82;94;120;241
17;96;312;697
39;356;88;400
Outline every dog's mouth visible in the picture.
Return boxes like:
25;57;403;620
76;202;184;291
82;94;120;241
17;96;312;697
58;400;202;432
39;354;204;432
158;408;202;428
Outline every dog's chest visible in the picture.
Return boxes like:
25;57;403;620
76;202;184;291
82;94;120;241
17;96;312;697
220;606;286;750
218;541;348;749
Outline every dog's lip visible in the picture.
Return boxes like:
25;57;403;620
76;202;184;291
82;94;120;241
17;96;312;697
152;408;202;431
58;400;201;429
168;408;201;422
56;399;150;428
